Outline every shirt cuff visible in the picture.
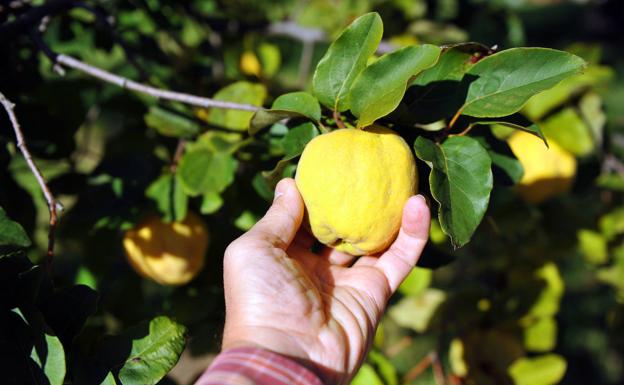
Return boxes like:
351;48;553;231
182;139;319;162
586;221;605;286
194;347;324;385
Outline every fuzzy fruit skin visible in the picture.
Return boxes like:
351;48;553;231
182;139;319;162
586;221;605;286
295;126;417;256
123;211;209;286
508;131;577;204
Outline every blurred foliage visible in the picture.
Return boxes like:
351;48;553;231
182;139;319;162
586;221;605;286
1;0;624;384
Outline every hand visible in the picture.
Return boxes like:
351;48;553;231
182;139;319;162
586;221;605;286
221;178;430;385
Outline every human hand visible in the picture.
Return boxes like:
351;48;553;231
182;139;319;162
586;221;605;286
221;178;430;385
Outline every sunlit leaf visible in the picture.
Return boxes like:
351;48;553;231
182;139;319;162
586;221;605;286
207;82;267;130
508;354;567;385
145;173;188;222
351;363;384;385
523;317;557;352
540;108;593;156
388;289;446;332
178;148;237;196
312;13;383;111
578;229;608;265
460;48;586;118
398;267;432;297
118;316;186;385
144;106;201;138
350;44;440;128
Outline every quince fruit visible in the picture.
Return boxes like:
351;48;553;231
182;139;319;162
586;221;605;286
123;211;209;285
295;127;417;256
240;51;261;77
508;131;577;204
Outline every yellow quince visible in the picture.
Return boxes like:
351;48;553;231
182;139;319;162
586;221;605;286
508;131;577;204
295;127;417;256
123;211;209;285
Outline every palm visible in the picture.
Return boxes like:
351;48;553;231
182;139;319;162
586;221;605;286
221;179;430;385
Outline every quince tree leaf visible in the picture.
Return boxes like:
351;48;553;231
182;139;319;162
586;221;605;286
0;206;31;247
117;316;186;385
414;136;493;248
312;12;383;111
459;48;586;118
249;92;321;134
207;81;267;130
350;44;441;128
508;354;567;385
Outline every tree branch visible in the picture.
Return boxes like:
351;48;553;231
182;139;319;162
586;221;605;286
54;54;261;111
0;92;61;269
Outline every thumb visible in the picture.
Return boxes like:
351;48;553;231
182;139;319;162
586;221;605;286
244;178;304;249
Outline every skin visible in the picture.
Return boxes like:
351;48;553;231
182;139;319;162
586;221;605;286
221;178;431;385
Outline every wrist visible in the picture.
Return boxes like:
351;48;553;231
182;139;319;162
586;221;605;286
222;334;343;385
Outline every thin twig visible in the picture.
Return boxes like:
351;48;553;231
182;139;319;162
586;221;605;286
403;353;433;382
54;54;261;111
0;92;60;269
449;123;475;138
431;351;447;385
170;139;186;173
403;351;447;385
332;110;346;129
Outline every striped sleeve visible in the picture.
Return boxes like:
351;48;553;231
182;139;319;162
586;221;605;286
194;347;324;385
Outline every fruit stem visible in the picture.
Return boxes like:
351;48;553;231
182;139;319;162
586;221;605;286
333;110;346;129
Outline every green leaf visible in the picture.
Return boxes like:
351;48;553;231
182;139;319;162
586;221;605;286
351;363;384;385
398;267;432;297
201;192;224;215
13;307;66;385
578;229;608;265
599;207;624;240
312;12;383;111
0;206;31;247
30;333;66;385
460;48;586;118
100;372;117;385
234;211;260;231
528;263;564;318
118;316;186;385
281;122;319;159
523;317;557;352
489;151;524;184
394;43;485;125
249;92;321;134
273;92;321;121
523;65;614;121
468;120;547;146
540;108;593;156
178;148;237;196
388;289;446;332
350;44;441;128
145;173;188;222
471;136;524;184
508;354;567;385
207;81;267;130
413;43;486;85
414;136;493;248
367;350;398;385
144;106;201;138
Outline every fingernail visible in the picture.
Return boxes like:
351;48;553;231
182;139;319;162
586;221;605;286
415;194;429;207
273;180;287;202
273;191;284;202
